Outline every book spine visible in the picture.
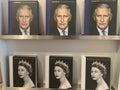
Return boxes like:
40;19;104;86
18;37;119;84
8;56;13;87
84;0;90;35
46;0;51;35
8;1;13;35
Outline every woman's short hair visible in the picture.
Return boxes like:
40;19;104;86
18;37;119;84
91;61;107;78
55;60;69;78
18;60;32;76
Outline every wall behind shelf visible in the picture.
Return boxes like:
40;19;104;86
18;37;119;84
4;40;118;53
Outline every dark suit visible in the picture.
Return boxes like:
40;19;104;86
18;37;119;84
12;23;40;35
50;25;76;35
88;25;116;35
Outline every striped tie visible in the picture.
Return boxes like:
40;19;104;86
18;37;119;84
102;30;105;35
62;30;66;36
24;30;27;35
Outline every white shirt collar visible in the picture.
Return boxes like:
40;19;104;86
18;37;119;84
19;27;30;35
57;27;68;36
97;26;108;36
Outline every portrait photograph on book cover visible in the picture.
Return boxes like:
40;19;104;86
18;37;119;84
9;55;38;88
8;1;40;35
46;0;76;36
45;55;73;89
81;56;111;90
84;0;117;35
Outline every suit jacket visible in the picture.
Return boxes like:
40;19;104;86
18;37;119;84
12;24;40;35
88;25;116;35
50;26;75;35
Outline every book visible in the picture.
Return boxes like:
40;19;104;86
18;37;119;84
44;55;73;89
8;55;38;87
0;0;1;35
0;62;3;87
46;0;76;36
81;56;111;90
84;0;118;35
113;61;120;90
118;73;120;90
8;1;40;35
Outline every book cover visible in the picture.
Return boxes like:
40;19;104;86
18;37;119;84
45;55;73;89
84;0;117;35
0;62;3;87
118;73;120;90
81;56;111;90
9;55;38;88
46;0;76;36
0;0;1;35
8;1;40;35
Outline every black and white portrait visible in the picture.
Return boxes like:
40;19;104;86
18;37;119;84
45;55;73;89
10;56;38;88
85;57;111;90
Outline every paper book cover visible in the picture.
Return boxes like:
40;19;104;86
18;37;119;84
81;56;111;90
118;73;120;90
46;0;76;36
8;1;40;35
0;62;3;87
45;55;73;89
84;0;117;35
9;55;38;88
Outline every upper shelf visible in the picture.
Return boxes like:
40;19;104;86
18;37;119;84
0;35;120;40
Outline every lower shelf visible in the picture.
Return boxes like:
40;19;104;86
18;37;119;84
1;87;115;90
4;87;78;90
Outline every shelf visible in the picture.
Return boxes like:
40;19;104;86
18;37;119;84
0;35;120;40
4;87;115;90
5;87;67;90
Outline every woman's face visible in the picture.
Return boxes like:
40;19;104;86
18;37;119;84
18;65;29;78
91;67;103;80
54;66;66;79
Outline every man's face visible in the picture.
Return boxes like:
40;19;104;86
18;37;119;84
94;7;111;30
56;8;70;30
17;9;32;30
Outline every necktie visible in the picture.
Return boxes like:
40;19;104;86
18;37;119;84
24;30;27;35
102;30;105;35
62;30;66;36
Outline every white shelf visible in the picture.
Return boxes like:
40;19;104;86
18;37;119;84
0;35;120;40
